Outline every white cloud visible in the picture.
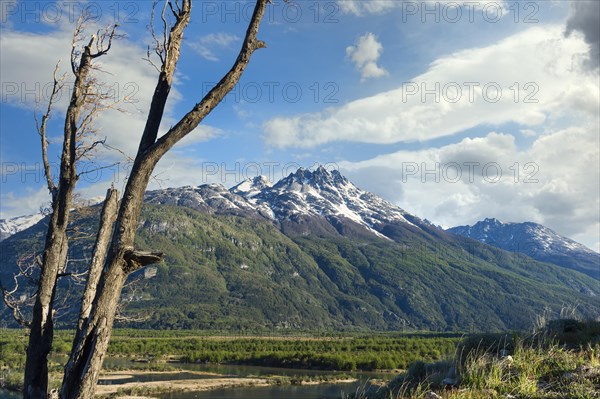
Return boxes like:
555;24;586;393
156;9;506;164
263;25;596;148
346;33;388;81
339;125;600;252
0;23;160;158
1;187;51;219
0;21;224;218
188;33;240;62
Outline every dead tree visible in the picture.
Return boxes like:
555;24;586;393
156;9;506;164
23;16;118;399
59;1;271;398
17;1;270;397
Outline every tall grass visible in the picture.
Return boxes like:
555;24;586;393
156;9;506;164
355;318;600;399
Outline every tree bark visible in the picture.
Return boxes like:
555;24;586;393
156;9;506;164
77;188;119;329
60;187;118;388
60;1;269;398
24;39;95;399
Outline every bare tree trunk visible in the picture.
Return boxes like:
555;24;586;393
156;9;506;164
24;22;117;398
78;187;119;329
60;1;269;398
60;187;117;389
61;187;118;385
23;214;69;399
24;39;94;399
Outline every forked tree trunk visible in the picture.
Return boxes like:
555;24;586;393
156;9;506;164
60;1;269;398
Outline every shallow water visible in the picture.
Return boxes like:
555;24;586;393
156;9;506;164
0;389;19;399
157;381;366;399
168;362;391;380
101;360;388;399
4;358;392;399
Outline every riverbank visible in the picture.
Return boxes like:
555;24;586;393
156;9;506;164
96;376;270;397
95;369;357;398
0;330;451;396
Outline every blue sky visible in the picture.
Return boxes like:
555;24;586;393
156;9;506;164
1;0;599;251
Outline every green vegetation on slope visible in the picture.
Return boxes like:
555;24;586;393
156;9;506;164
1;204;598;331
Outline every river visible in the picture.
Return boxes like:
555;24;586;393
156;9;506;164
1;360;393;399
157;382;365;399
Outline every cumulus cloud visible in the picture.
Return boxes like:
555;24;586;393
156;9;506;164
565;0;600;70
0;21;222;217
339;126;600;252
0;22;223;155
346;33;388;81
188;33;240;62
0;187;51;219
263;25;596;148
0;23;162;157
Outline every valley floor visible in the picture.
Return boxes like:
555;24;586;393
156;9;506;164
1;321;598;399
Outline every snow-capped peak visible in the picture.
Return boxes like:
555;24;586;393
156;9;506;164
483;217;504;225
230;175;273;198
0;213;45;241
254;167;418;233
447;218;599;279
272;167;350;193
141;167;425;240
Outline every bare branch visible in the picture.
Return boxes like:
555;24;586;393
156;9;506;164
0;252;40;328
90;24;120;58
78;188;118;326
145;0;166;69
115;275;150;323
148;0;268;159
77;161;121;178
35;61;66;199
161;1;170;60
76;138;106;161
57;271;88;280
101;142;135;163
167;0;179;19
137;0;192;153
70;14;89;74
123;248;164;273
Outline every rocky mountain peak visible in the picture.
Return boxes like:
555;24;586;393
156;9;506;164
230;175;273;198
448;218;599;279
482;217;503;226
274;166;349;192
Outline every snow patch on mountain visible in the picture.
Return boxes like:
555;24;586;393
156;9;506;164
448;218;599;279
0;214;45;241
252;167;418;233
145;166;424;240
230;176;273;199
450;218;596;255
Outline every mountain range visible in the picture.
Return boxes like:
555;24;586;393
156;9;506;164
448;218;599;280
0;214;44;241
1;167;598;331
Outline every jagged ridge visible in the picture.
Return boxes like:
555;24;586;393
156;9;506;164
1;168;599;331
447;218;599;279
